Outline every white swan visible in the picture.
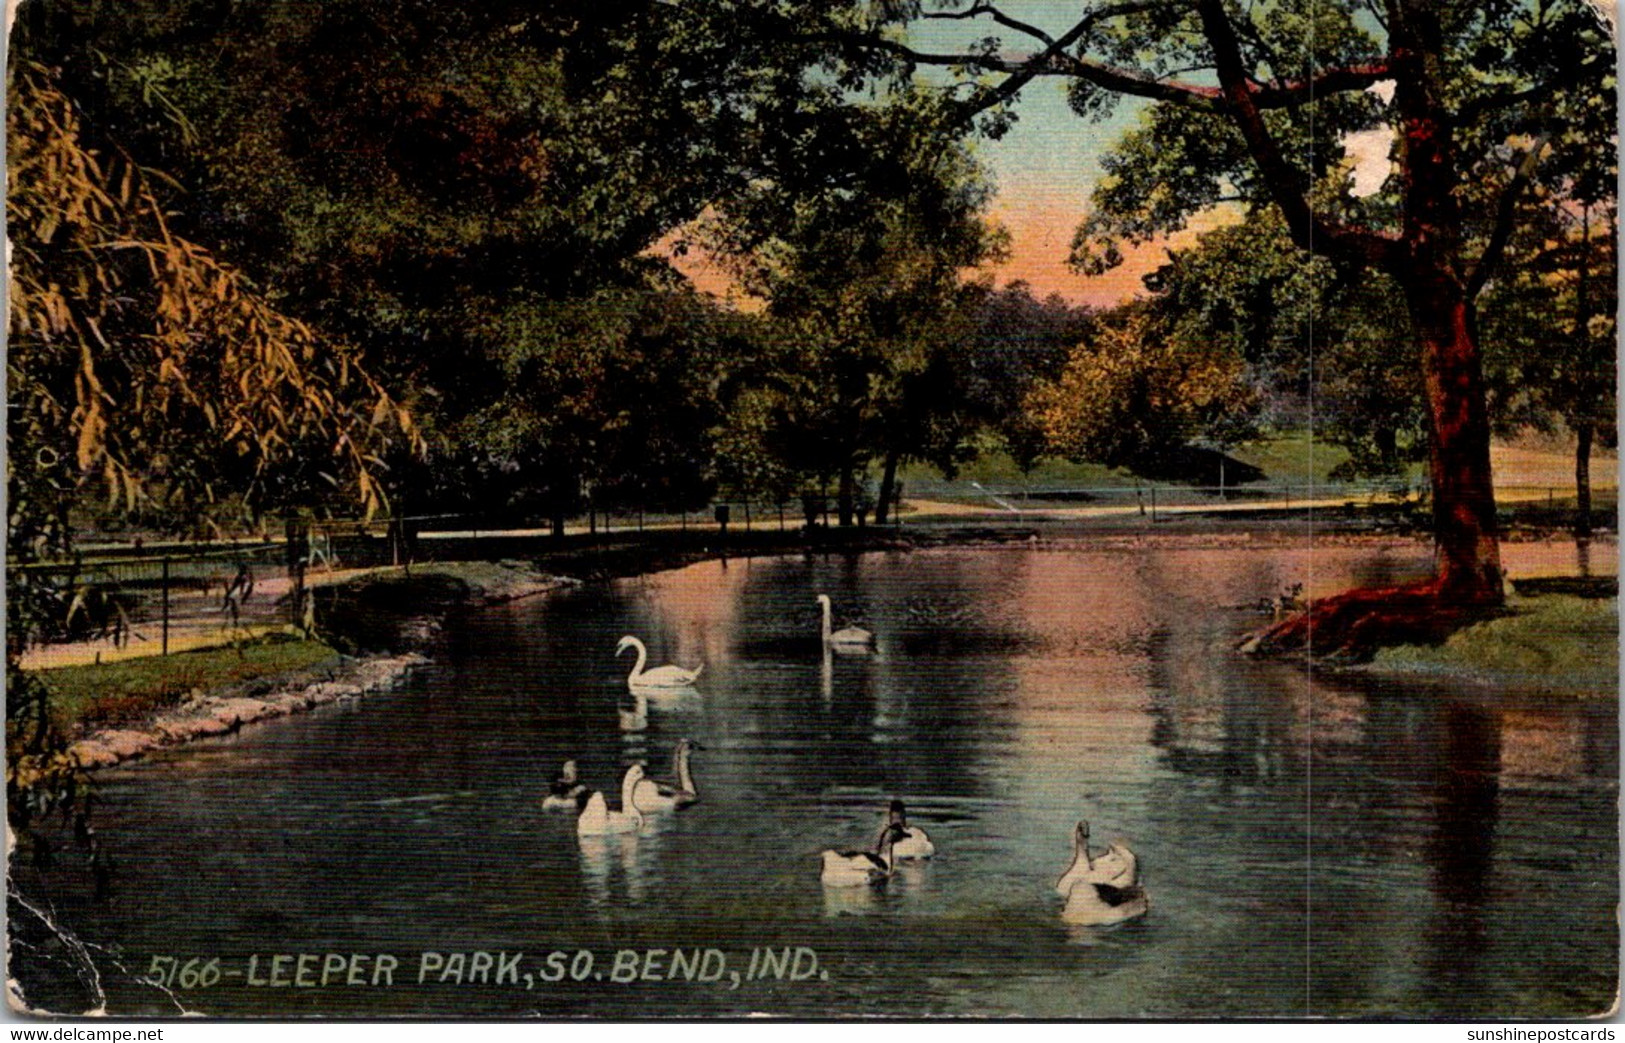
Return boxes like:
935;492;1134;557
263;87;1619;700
817;595;874;651
820;823;906;887
880;799;935;860
617;635;703;690
1057;820;1148;926
1062;878;1150;926
542;758;588;811
1054;820;1138;897
632;739;702;810
576;764;648;836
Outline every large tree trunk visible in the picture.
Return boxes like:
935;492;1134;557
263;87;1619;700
1402;267;1504;605
1575;421;1594;537
1388;0;1502;608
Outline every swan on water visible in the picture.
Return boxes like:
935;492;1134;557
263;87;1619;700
816;595;874;651
1056;820;1148;926
542;758;588;811
1054;820;1138;896
820;823;907;887
616;635;703;690
576;764;648;836
1061;878;1150;926
632;739;703;810
879;799;934;860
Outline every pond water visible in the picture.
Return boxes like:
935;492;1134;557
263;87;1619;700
14;540;1618;1018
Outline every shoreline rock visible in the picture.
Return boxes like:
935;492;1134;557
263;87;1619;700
65;651;432;771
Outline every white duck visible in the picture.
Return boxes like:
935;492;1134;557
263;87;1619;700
542;759;588;811
1054;820;1138;896
880;799;935;860
616;635;703;690
817;595;874;651
576;764;648;836
820;823;907;887
632;739;702;811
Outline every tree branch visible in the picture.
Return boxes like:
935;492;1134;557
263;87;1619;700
1194;0;1399;268
1455;80;1559;125
1465;132;1552;300
923;4;1056;47
807;3;1390;124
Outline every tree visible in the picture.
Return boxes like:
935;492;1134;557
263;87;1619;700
1480;199;1618;534
7;64;419;545
848;0;1614;619
1029;305;1259;474
1147;208;1426;478
9;0;920;519
960;283;1098;481
704;92;1008;525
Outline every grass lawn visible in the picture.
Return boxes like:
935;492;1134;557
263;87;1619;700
1369;594;1618;692
32;632;342;732
899;432;1364;498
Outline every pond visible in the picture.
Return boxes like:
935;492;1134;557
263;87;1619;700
13;540;1618;1018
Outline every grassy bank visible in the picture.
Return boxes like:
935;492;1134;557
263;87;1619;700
1368;592;1618;693
33;632;342;733
900;432;1362;495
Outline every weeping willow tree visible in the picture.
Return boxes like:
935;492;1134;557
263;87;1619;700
6;63;421;841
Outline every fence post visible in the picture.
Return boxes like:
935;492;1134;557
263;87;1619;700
161;557;170;657
744;502;752;531
1150;486;1158;522
779;503;786;532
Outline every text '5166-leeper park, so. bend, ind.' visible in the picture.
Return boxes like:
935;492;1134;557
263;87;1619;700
144;948;830;992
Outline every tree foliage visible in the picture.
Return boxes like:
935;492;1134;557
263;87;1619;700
1147;209;1423;477
7;64;420;553
1030;306;1259;473
703;93;1009;521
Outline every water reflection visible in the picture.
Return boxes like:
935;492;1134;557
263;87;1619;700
577;832;642;906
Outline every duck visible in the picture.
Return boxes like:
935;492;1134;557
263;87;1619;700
541;759;588;811
879;799;935;860
820;823;907;887
1054;820;1138;897
616;635;703;690
817;594;875;651
632;739;703;811
576;764;648;836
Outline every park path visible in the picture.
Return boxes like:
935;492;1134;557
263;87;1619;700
18;566;381;672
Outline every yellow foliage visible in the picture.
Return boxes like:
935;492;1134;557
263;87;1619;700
7;64;423;525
